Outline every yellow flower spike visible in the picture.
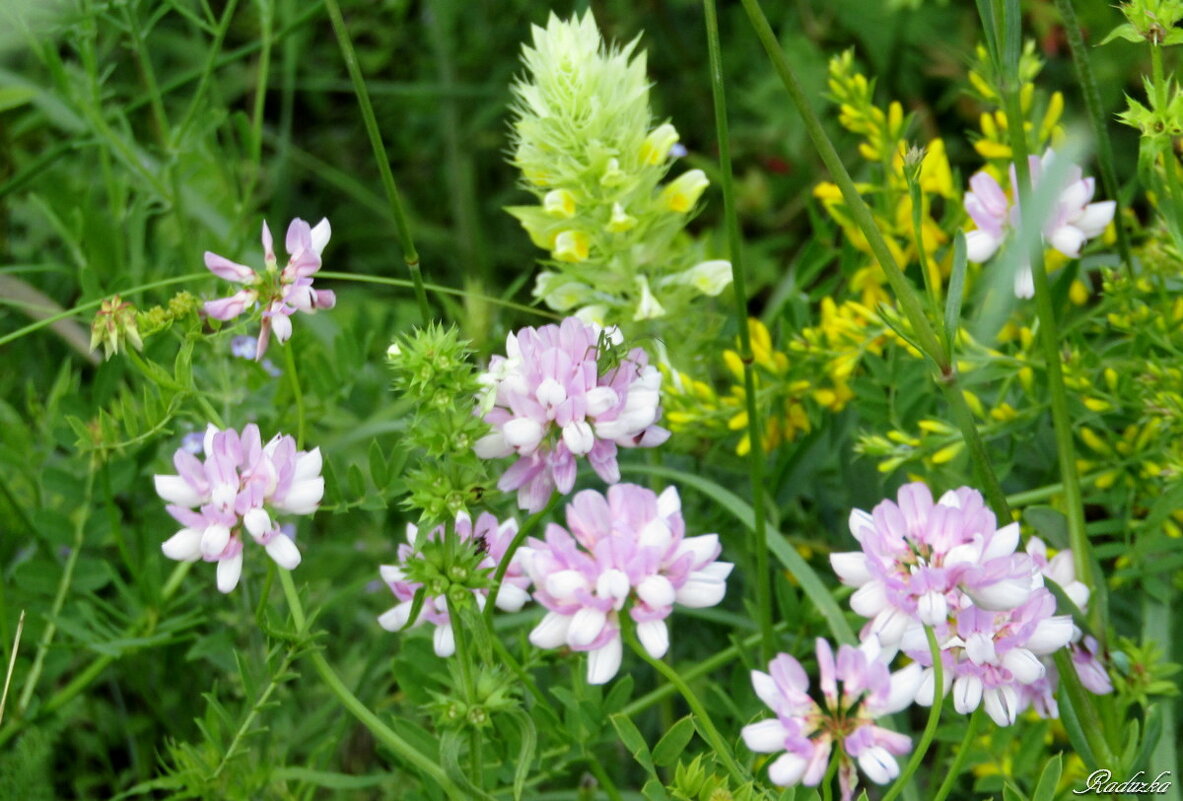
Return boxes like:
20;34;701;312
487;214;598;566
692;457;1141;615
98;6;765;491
1083;397;1111;412
639;123;679;166
975;140;1013;160
980;112;998;140
962;390;985;418
1019;366;1035;392
920;139;955;198
1040;91;1065;143
991;402;1018;422
1069;279;1089;306
887;430;912;444
1095;471;1119;490
661;169;709;213
552;230;590;262
1019;327;1034;349
1079;427;1110;454
859;142;880;161
968;70;995;100
814;182;843;202
1020;82;1034;113
543;189;577;218
878;456;906;473
749;317;772;355
728;410;749;431
887;101;904;137
607;202;637;233
722;350;745;381
918;419;956;434
736;432;751;457
932;441;965;464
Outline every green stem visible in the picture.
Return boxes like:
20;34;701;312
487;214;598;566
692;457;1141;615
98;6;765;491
482;494;558;628
317;271;557;319
739;0;1010;522
624;623;749;789
321;0;431;324
930;707;982;801
281;339;306;448
17;466;95;713
1052;0;1133;272
584;756;624;801
704;0;774;662
276;570;464;799
993;5;1096;631
880;627;944;801
0;272;212;349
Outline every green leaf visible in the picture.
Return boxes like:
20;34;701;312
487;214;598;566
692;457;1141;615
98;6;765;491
1023;506;1069;549
504;708;537;801
1099;23;1144;46
621;464;856;644
270;767;399;789
652;715;696;767
642;777;671;801
1031;754;1062;801
945;231;967;349
609;713;656;774
368;439;389;488
438;729;496;801
1003;781;1029;801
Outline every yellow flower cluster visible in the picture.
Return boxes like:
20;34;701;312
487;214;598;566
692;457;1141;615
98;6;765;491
967;43;1065;169
813;51;957;308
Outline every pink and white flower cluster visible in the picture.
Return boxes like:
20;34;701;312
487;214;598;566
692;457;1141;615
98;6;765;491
1016;536;1113;717
743;638;919;801
474;317;670;512
964;149;1114;298
203;218;336;358
830;482;1078;726
519;483;732;684
155;424;324;592
377;511;531;657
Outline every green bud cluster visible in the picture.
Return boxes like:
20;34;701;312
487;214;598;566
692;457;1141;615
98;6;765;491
388;324;493;524
429;664;520;731
669;755;759;801
507;12;731;326
89;295;144;360
135;291;201;339
1102;0;1183;45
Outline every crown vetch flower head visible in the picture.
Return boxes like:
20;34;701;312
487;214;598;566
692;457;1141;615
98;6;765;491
377;511;530;657
830;482;1037;651
742;638;919;801
963;149;1114;298
519;483;731;684
154;424;323;592
203;217;336;358
474;317;670;512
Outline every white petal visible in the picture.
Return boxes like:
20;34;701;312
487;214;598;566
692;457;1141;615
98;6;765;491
585;387;618;417
201;524;231;558
561;420;595;455
536;377;567;408
767;751;809;786
964;632;998;665
983;523;1020;561
858;745;900;785
377;600;414;631
265;534;301;570
850;581;888;618
494;583;530;612
586;635;623;685
1074;200;1115;237
597;569;631;602
1014;265;1035;299
882;663;923;715
216;552;243;593
161;528;203;561
529;612;571;648
1050;225;1086;259
952;675;983;714
674;572;727;608
965;577;1031;611
567;607;607;648
309;218;332;255
636;575;675;608
433;624;456;657
243;507;273;539
1025;616;1075;654
379;564;405;584
545;569;588;599
983;684;1019;726
917;591;948;626
293;448;323;483
741;719;787;753
831;551;872;586
751;670;781;710
656;485;681;518
636;619;669;658
474;431;513;459
1001;648;1045;684
277;479;324;515
154;475;204;507
503;417;545;452
965;229;1001;263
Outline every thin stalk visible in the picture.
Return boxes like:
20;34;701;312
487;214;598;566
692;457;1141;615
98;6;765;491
0;272;212;349
318;271;558;319
1053;0;1133;272
0;612;25;728
321;0;431;324
173;0;242;145
1052;648;1116;768
17;467;95;712
624;623;749;789
281;341;306;448
930;707;982;801
277;570;465;798
584;757;624;801
739;0;1011;521
703;0;774;662
880;627;944;801
995;18;1096;629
